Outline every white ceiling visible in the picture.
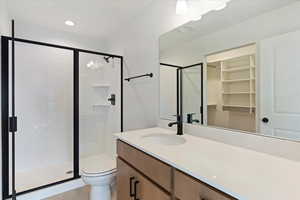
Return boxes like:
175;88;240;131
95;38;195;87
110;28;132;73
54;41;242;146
160;0;298;51
8;0;154;38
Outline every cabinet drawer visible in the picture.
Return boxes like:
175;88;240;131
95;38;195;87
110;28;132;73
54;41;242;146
117;158;171;200
117;140;172;192
174;170;236;200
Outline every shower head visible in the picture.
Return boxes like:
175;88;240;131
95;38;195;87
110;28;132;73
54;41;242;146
103;56;112;63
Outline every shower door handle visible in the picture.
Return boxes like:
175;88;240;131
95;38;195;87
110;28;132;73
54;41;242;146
9;116;18;132
108;94;116;106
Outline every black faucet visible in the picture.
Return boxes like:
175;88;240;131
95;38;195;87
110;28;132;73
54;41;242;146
168;115;183;135
187;113;200;124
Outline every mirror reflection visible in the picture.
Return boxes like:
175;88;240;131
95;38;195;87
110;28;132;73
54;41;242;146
159;0;300;141
206;44;256;132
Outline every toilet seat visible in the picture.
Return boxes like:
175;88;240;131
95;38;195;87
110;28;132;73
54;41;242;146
80;155;117;177
82;168;117;177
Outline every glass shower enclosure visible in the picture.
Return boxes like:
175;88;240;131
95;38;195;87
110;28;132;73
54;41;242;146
160;62;203;125
1;36;123;199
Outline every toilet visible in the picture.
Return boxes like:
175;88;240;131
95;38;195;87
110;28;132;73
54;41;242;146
81;155;117;200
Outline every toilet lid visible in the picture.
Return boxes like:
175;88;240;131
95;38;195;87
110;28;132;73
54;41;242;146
80;155;116;176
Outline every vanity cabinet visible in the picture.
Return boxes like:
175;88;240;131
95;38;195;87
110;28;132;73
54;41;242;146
174;170;235;200
117;158;170;200
117;140;236;200
117;140;172;192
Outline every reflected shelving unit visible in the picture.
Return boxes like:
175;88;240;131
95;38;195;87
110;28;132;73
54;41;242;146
221;54;256;113
206;43;257;133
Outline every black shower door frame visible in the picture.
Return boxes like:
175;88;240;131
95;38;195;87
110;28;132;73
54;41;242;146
160;62;204;125
1;36;124;199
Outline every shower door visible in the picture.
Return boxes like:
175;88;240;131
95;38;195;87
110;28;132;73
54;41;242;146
1;37;79;199
160;65;178;121
181;64;204;125
2;36;123;199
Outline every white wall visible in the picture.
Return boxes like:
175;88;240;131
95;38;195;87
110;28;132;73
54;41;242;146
14;22;108;52
107;1;300;161
107;0;191;131
0;0;9;36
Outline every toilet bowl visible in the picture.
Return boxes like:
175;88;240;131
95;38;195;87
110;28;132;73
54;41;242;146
81;155;116;200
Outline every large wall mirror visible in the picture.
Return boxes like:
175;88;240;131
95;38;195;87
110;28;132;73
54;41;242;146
159;0;300;142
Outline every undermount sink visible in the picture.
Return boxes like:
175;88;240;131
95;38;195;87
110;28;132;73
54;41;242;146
141;133;186;146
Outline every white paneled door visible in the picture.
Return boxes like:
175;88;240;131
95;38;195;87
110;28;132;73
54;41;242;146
260;30;300;140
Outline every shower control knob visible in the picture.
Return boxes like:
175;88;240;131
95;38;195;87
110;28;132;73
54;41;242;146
262;117;269;123
108;94;116;106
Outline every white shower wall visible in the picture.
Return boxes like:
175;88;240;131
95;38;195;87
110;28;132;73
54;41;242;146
79;53;121;158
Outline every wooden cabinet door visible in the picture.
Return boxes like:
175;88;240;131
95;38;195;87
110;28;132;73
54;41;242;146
117;140;172;192
117;158;134;200
174;170;236;200
117;158;170;200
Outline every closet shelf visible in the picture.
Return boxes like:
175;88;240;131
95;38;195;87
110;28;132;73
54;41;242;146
223;92;256;95
208;104;217;109
222;66;255;72
223;105;256;108
92;84;111;88
222;78;255;83
223;105;256;112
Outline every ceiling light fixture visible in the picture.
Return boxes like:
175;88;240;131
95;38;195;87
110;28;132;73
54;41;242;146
65;20;75;26
176;0;188;15
176;0;232;21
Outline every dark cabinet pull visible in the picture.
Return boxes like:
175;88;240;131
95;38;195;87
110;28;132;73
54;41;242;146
199;194;208;200
130;177;135;197
134;180;140;200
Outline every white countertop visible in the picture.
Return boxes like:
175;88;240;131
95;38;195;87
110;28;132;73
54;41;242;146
115;127;300;200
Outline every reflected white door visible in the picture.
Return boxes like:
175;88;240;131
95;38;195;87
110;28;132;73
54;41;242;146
260;30;300;140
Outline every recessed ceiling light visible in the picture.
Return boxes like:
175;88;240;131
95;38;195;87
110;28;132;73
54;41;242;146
65;20;75;26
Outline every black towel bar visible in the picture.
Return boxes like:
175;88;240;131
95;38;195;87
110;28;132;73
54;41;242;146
125;73;153;82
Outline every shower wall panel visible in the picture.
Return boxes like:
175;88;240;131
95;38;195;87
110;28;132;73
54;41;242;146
79;53;121;159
